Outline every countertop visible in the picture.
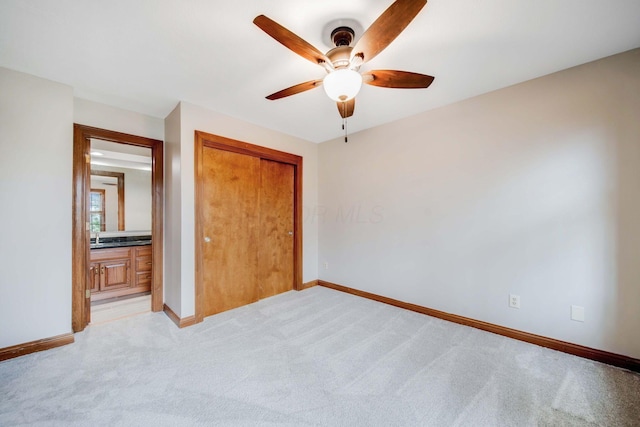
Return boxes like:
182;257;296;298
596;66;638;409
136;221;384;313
90;235;152;250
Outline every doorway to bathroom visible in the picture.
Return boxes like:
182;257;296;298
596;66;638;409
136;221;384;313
71;124;163;332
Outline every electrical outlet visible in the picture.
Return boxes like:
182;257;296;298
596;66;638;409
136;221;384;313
323;262;329;270
509;294;521;309
571;305;585;322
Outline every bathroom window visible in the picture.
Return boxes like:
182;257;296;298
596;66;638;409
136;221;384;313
89;189;106;233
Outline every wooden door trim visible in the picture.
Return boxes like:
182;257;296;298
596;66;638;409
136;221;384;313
194;130;303;323
0;333;75;362
72;124;164;332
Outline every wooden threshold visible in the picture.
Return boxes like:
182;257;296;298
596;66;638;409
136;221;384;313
0;333;74;362
318;280;640;373
163;304;196;329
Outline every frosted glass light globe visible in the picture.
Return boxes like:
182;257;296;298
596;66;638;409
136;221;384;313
323;69;363;102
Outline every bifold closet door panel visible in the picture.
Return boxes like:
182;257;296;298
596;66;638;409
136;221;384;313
259;159;295;299
201;147;260;317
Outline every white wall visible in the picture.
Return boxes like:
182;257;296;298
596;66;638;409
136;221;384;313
164;102;319;317
0;68;74;347
318;49;640;359
74;98;164;141
163;104;182;314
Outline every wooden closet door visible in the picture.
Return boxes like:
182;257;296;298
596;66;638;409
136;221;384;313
201;147;260;317
259;159;294;299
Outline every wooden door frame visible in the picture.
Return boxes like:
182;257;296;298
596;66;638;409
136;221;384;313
72;124;164;332
194;130;303;324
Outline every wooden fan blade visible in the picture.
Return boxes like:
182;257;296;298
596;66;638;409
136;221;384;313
350;0;428;65
266;79;323;100
337;98;355;118
254;15;330;66
363;70;434;88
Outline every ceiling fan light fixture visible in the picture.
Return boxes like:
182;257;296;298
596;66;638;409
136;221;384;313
323;68;362;102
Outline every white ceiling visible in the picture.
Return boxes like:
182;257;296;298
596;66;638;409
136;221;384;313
1;0;639;143
91;138;151;171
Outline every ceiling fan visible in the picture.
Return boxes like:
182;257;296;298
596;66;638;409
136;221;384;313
253;0;434;121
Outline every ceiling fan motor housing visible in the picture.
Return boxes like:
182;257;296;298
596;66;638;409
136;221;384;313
326;46;353;69
327;26;356;69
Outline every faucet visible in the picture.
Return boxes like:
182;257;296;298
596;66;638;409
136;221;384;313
95;232;100;244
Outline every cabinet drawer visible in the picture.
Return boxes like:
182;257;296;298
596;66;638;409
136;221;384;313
135;245;152;257
136;271;152;286
136;255;152;272
91;247;132;262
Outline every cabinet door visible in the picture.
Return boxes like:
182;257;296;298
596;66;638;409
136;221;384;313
100;259;131;291
89;262;100;293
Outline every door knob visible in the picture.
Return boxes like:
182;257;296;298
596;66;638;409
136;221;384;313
204;236;211;243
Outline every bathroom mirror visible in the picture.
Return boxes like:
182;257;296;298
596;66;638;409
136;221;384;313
90;170;124;232
90;139;152;233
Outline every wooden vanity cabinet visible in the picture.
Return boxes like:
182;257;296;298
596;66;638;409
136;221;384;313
90;245;151;302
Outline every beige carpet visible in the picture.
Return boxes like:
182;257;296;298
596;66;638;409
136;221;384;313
1;286;639;426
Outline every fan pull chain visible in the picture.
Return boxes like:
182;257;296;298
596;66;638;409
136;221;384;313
342;103;348;143
343;118;348;143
